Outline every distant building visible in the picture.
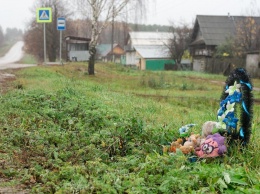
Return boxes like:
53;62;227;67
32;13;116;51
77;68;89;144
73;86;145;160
65;36;91;61
123;31;175;70
96;44;124;63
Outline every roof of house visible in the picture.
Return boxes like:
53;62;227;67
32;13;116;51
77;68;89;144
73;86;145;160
96;44;122;56
135;45;170;59
128;31;173;46
65;36;91;43
190;15;260;46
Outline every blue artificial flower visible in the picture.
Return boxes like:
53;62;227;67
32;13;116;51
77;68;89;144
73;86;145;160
217;106;226;116
217;81;242;133
220;92;242;107
220;99;227;107
223;112;239;129
231;91;242;103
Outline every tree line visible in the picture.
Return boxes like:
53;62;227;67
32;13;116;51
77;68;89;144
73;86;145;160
0;26;23;47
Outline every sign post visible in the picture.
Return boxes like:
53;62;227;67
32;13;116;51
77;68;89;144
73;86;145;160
36;8;52;64
57;17;66;64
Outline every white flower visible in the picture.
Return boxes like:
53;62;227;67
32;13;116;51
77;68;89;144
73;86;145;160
216;115;227;129
225;101;235;114
225;81;241;96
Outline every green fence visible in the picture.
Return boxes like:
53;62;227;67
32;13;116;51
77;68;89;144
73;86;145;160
146;59;175;70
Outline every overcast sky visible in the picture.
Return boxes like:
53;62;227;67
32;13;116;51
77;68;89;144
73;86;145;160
146;0;259;26
0;0;258;32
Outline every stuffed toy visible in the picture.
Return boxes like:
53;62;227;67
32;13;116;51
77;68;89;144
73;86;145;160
179;134;201;154
201;121;217;138
196;133;227;158
168;138;183;153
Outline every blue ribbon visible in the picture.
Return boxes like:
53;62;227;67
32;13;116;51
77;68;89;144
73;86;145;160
239;127;244;138
240;80;252;90
242;101;250;116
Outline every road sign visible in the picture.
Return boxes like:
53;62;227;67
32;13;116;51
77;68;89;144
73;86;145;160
57;17;66;31
36;8;52;23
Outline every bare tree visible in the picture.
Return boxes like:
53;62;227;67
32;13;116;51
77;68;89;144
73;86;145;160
234;16;260;55
166;24;192;69
77;0;148;75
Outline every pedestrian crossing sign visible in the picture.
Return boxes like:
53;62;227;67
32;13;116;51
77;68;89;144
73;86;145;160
37;8;52;23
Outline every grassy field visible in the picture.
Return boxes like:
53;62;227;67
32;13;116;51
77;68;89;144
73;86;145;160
0;62;260;193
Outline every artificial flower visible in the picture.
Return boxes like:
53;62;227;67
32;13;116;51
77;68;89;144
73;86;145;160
225;101;235;114
225;81;241;96
223;112;239;129
216;115;227;129
217;106;225;116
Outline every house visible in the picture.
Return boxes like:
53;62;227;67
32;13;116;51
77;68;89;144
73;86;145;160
96;43;124;63
189;15;260;73
123;31;175;70
65;36;91;61
134;45;175;70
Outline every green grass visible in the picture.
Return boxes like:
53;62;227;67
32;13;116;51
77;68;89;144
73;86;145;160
0;62;259;193
18;53;38;64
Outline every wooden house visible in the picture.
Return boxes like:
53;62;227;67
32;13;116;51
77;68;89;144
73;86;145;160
96;44;124;63
189;15;260;73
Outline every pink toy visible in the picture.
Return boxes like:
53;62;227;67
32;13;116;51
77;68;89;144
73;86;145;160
196;133;227;158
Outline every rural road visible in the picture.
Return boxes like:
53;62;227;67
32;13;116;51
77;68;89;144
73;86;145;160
0;41;36;70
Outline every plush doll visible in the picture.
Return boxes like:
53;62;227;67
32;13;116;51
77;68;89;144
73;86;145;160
196;133;227;158
201;121;217;138
169;138;183;153
179;134;201;154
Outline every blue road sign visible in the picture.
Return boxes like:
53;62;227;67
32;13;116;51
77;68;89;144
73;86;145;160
36;8;52;23
57;17;66;31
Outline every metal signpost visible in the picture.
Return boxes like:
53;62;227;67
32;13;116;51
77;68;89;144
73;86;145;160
36;8;52;64
57;17;66;64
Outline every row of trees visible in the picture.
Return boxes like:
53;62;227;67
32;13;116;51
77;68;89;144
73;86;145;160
0;26;23;47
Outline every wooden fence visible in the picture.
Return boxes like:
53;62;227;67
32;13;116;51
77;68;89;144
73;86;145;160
204;58;246;75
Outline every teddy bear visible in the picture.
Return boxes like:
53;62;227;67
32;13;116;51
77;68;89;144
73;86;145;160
167;138;183;153
179;134;201;154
